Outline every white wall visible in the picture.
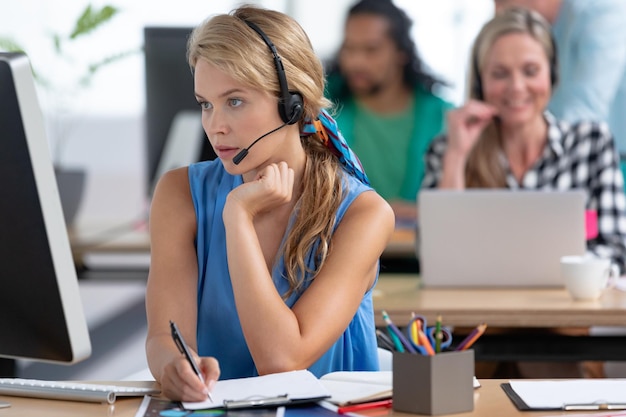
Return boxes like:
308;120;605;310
0;0;492;226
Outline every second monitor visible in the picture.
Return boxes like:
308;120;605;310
144;27;217;195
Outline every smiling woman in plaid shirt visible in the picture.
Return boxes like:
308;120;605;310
421;7;626;273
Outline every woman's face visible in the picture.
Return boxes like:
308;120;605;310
480;32;552;128
193;59;297;176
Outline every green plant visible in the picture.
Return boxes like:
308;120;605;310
0;4;137;88
0;4;140;163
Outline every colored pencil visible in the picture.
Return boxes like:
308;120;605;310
382;310;416;353
456;323;487;351
337;399;393;414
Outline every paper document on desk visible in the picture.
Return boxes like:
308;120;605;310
319;371;480;406
182;370;330;410
505;380;626;410
319;371;392;406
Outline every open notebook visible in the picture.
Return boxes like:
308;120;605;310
319;371;392;406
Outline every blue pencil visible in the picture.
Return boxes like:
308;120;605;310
382;310;417;354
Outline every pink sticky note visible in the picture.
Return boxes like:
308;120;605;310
585;210;598;240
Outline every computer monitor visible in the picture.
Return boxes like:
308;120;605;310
144;27;217;195
0;53;91;369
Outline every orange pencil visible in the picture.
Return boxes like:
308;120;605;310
456;323;487;351
415;319;435;355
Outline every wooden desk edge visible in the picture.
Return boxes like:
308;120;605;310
374;274;626;327
0;379;577;417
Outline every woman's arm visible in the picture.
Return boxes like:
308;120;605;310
145;167;219;401
438;101;498;189
223;163;395;374
587;125;626;272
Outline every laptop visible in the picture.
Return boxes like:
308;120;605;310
418;190;586;288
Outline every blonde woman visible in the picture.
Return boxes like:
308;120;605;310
145;5;394;401
422;7;626;271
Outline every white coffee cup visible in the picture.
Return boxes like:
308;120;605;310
560;255;617;300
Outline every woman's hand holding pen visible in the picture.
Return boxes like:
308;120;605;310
161;352;220;402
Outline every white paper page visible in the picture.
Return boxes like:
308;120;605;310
319;371;391;405
182;370;330;410
319;380;391;405
509;380;626;409
321;371;392;385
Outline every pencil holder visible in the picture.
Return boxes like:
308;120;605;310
392;350;474;415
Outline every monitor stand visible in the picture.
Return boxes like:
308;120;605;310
0;358;15;406
0;358;15;377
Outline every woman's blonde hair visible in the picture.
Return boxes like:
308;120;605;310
465;7;556;188
188;5;343;298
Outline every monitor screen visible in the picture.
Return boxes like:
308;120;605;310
144;27;216;195
0;53;91;366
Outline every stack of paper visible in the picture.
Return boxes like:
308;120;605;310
504;380;626;410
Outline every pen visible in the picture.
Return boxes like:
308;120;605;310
564;403;626;411
337;399;393;414
381;310;416;353
455;323;487;351
434;315;442;353
170;320;213;402
375;329;396;352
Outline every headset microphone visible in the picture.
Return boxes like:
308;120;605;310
232;20;304;166
232;121;288;165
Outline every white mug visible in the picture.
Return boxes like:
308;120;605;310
560;255;618;300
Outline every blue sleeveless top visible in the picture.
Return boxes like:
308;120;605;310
188;160;380;380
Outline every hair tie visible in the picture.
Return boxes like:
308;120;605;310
301;109;370;186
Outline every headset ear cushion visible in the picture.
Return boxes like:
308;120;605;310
280;92;304;125
472;78;483;101
550;55;558;87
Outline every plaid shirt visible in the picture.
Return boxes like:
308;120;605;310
422;112;626;271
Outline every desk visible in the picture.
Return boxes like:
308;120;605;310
360;379;588;417
373;274;626;361
0;382;157;417
70;224;416;257
380;228;419;274
69;223;151;270
0;380;591;417
70;225;417;270
383;228;416;258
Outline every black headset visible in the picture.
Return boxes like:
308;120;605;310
471;9;558;100
243;20;304;125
